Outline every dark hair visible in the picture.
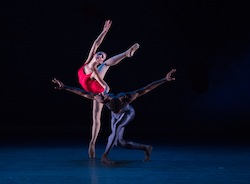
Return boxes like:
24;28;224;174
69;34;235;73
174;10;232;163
109;98;123;113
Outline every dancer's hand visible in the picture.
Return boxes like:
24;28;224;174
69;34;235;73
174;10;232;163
52;78;65;90
166;69;177;81
103;20;112;33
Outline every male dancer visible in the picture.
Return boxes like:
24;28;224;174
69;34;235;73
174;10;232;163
52;69;176;164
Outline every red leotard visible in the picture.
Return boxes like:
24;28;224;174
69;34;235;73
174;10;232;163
78;63;104;93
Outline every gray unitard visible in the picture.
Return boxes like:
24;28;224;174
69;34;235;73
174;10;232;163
104;104;143;154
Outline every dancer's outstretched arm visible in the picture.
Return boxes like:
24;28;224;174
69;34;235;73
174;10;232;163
52;78;96;99
125;69;177;103
52;78;107;103
52;69;176;104
85;20;112;64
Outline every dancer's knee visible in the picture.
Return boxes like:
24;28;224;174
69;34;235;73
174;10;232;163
116;139;126;147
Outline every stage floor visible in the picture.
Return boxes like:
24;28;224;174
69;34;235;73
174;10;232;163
1;138;250;184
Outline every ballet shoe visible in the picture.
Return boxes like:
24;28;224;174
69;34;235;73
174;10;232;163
127;43;140;58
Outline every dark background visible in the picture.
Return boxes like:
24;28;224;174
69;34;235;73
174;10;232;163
1;0;250;142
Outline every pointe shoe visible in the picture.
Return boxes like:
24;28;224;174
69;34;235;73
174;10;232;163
88;143;96;159
127;43;140;58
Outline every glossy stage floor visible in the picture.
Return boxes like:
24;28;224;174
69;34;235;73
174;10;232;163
1;137;250;184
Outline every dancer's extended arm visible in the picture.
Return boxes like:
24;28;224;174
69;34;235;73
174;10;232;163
52;78;106;103
85;20;112;64
126;69;177;102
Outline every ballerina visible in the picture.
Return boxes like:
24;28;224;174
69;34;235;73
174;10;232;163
77;20;140;158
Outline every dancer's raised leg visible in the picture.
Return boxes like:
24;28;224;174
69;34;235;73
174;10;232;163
100;43;140;71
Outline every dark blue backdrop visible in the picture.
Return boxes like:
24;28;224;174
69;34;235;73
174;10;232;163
2;0;250;140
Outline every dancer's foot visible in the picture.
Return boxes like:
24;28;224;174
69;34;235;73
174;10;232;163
101;155;115;164
126;43;140;58
88;142;95;159
144;145;153;161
